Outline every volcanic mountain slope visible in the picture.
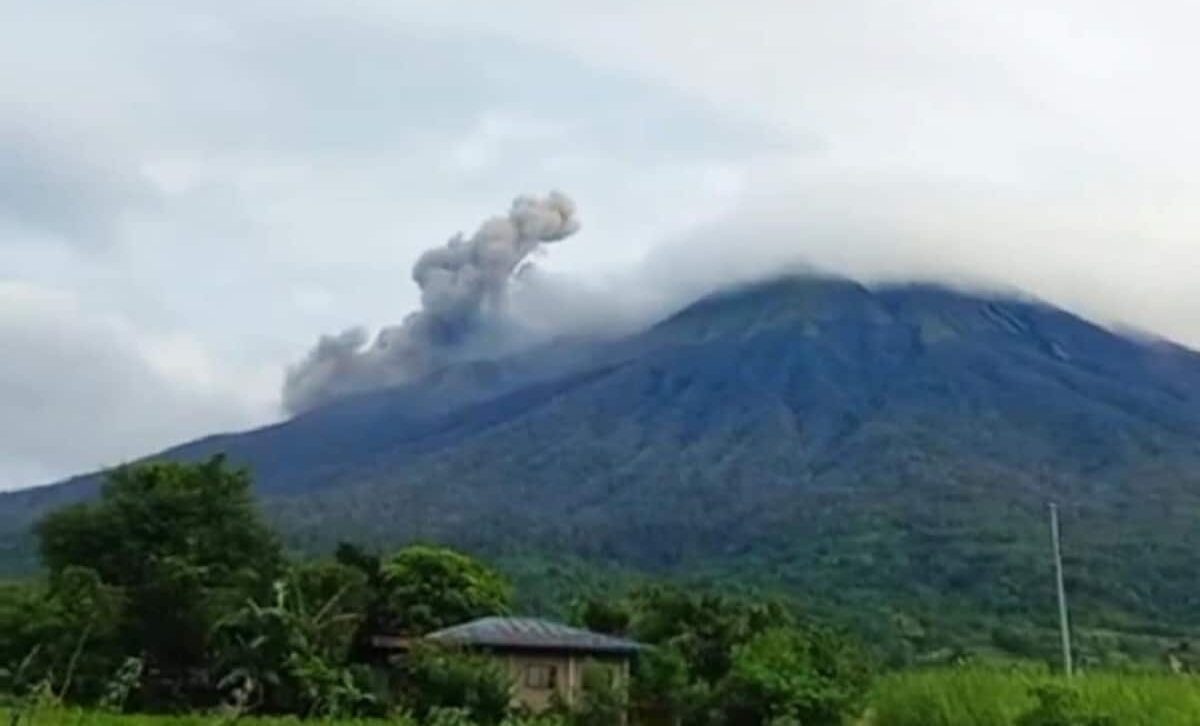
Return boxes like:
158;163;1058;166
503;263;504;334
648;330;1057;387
5;276;1200;635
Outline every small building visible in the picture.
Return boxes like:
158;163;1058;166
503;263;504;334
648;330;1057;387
421;616;643;713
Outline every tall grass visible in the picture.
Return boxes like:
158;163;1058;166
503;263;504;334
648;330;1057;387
1;708;564;725
4;711;351;725
12;671;1200;725
872;666;1200;726
3;710;390;725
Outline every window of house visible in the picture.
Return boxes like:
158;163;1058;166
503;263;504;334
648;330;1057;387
525;663;558;690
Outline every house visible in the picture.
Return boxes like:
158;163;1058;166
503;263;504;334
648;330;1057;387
379;616;643;713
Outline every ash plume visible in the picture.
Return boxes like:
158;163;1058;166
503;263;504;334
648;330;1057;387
283;191;580;414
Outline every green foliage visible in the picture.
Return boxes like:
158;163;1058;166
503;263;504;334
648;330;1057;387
1016;683;1116;726
399;643;513;725
424;707;478;726
570;597;632;637
625;585;794;685
629;645;697;718
287;559;371;661
0;568;124;704
5;455;880;725
99;658;145;713
0;707;399;724
35;456;283;705
212;573;374;718
719;626;871;725
377;546;512;636
576;585;872;726
0;709;599;725
873;667;1200;726
570;662;627;726
503;714;569;726
37;456;282;589
873;666;1050;726
334;543;383;589
5;459;542;720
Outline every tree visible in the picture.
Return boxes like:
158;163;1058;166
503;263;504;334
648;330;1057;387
335;542;382;588
626;586;793;684
400;642;513;725
719;626;872;726
38;456;281;586
583;586;802;725
629;645;709;724
290;558;372;650
571;596;632;636
212;568;375;717
375;545;511;635
0;568;124;704
35;456;283;706
571;661;628;726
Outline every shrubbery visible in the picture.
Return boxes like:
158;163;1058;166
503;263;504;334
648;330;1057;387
399;644;513;725
0;457;872;724
573;586;872;725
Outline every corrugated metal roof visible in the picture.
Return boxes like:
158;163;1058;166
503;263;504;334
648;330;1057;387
425;617;643;654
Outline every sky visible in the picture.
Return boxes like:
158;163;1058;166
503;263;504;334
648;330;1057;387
3;0;1200;489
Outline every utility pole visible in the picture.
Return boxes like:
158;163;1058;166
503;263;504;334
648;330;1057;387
1049;502;1073;677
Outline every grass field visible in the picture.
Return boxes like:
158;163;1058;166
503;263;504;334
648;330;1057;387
10;668;1200;725
0;709;385;725
871;666;1200;725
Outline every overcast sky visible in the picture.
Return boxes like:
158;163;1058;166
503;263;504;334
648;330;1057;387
4;0;1200;489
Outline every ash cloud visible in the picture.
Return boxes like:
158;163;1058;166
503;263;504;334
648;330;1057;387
283;191;580;414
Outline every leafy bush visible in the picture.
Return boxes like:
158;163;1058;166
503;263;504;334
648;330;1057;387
570;661;627;726
400;643;513;725
575;586;871;726
212;576;374;717
1016;683;1116;726
719;626;872;725
630;645;701;718
0;567;125;704
377;546;512;636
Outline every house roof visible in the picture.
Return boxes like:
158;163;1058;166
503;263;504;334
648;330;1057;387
424;617;643;655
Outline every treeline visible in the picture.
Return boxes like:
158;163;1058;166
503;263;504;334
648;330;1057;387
0;456;871;725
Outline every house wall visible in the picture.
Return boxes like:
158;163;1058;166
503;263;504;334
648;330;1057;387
502;651;629;713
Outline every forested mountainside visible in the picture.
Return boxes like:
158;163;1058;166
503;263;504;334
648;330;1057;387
6;276;1200;654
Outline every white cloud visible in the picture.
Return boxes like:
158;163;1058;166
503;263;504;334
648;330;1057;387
0;281;277;490
0;116;155;249
5;0;1200;485
1;1;769;485
449;111;568;175
644;163;1200;348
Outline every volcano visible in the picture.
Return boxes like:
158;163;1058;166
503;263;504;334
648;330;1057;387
6;275;1200;648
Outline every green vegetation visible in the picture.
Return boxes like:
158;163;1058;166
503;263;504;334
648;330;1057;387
398;644;512;725
4;422;1194;724
375;546;513;636
872;667;1200;726
8;668;1200;724
0;709;569;725
0;457;871;725
35;457;284;708
568;586;872;724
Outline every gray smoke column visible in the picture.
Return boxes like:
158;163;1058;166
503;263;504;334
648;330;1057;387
283;191;580;414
